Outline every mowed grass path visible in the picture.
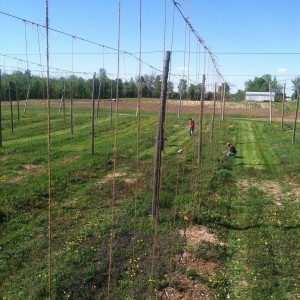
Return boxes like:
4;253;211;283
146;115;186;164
235;120;278;171
225;118;300;299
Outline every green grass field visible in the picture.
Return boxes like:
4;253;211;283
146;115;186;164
0;101;300;299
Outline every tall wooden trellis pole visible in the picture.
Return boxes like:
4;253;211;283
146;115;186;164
8;81;13;133
45;1;53;299
91;73;96;154
281;83;286;130
292;81;300;144
152;51;171;222
210;83;217;142
221;82;226;121
0;69;2;148
58;81;66;122
197;74;206;163
70;81;74;135
107;0;121;297
16;81;20;121
269;84;272;123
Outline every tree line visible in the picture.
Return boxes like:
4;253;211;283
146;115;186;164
0;68;216;102
0;69;298;101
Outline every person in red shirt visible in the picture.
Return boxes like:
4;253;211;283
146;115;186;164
189;118;195;136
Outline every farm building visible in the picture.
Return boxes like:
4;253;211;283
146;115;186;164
245;92;275;102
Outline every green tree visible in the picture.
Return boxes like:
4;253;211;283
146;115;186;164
230;89;246;101
188;84;196;100
178;79;187;99
269;76;283;94
167;81;178;99
205;91;213;101
153;75;162;98
218;82;230;96
99;68;111;99
245;74;282;94
292;77;300;100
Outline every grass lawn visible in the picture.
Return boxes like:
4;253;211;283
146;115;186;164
0;101;299;299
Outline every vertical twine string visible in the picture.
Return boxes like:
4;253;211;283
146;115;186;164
24;20;29;71
107;0;121;298
167;3;175;100
178;23;187;119
163;0;166;53
45;1;52;299
36;25;45;100
130;0;142;295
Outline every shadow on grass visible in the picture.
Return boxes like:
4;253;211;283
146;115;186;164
215;222;300;231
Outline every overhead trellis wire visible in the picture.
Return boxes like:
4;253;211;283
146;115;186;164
171;0;226;83
0;11;163;75
0;9;226;87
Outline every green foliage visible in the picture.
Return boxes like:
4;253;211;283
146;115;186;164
196;241;227;262
209;272;231;299
208;168;233;192
245;74;283;94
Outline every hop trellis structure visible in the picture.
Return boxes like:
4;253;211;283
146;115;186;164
0;1;238;299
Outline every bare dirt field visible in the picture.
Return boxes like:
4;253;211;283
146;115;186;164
12;99;289;121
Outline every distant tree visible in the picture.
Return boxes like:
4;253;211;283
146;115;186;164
188;83;196;100
0;69;178;101
245;77;269;92
245;74;282;94
139;75;155;98
205;91;213;101
230;89;246;101
124;77;137;98
269;76;283;95
167;81;178;99
167;81;174;94
292;77;300;100
153;75;162;98
99;68;111;99
111;78;123;98
178;79;187;99
218;82;230;95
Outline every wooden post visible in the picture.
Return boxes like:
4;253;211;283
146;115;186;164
58;81;66;122
0;69;2;147
91;73;96;155
178;91;182;119
110;81;113;128
24;81;31;115
197;74;206;163
281;83;286;130
59;84;63;113
269;84;272;123
70;81;74;135
96;80;101;117
8;81;13;133
210;83;217;143
219;83;223;128
152;51;171;222
16;81;20;121
292;81;300;144
62;81;66;122
221;82;226;121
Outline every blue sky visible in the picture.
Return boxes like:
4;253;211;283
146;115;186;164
0;0;299;95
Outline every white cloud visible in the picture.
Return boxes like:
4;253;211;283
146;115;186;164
176;66;189;71
277;68;287;73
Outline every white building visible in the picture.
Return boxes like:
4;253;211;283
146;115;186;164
245;92;275;102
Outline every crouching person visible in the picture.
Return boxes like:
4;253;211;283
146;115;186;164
227;143;237;157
